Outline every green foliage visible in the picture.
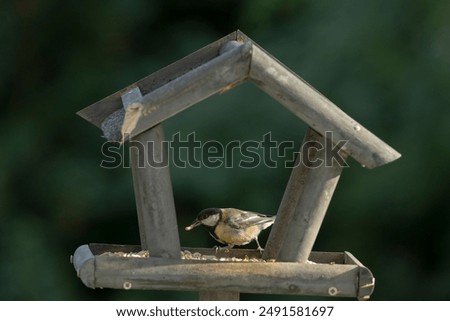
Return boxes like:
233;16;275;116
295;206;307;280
1;0;449;300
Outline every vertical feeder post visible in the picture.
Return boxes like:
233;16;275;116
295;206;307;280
262;128;313;260
264;128;347;262
122;87;181;258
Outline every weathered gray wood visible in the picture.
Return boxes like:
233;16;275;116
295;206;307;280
262;128;316;260
249;44;400;169
129;124;181;258
77;255;366;298
72;30;398;300
73;244;374;298
199;291;240;301
121;86;144;109
78;39;252;139
71;244;94;276
276;129;346;263
123;41;252;139
78;29;400;169
77;31;241;128
122;87;181;257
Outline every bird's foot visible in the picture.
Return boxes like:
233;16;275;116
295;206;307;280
213;245;231;254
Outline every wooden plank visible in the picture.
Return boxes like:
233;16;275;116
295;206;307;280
78;29;400;168
77;255;363;298
74;244;371;298
262;128;315;261
129;124;181;258
276;129;346;263
249;44;401;169
122;41;252;139
77;30;242;128
343;251;375;300
199;291;240;301
121;87;181;258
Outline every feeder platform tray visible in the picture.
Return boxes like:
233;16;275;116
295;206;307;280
71;243;374;300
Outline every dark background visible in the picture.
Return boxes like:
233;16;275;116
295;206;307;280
1;0;449;300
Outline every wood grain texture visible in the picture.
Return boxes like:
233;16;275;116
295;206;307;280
79;255;362;298
199;291;240;301
78;29;400;169
263;128;320;260
249;44;400;168
77;31;242;128
73;244;375;299
125;41;252;139
130;125;181;258
275;129;346;263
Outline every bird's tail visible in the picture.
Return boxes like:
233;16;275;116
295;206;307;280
260;215;276;230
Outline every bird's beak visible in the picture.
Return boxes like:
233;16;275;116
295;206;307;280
185;220;201;231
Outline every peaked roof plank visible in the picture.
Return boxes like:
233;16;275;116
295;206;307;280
125;40;251;138
248;44;401;168
77;31;242;128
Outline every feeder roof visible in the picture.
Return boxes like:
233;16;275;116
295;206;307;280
77;30;400;169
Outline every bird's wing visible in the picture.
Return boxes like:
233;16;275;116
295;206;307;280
225;209;275;229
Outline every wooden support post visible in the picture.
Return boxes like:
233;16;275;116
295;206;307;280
278;129;346;262
265;128;347;263
122;88;181;258
262;128;314;260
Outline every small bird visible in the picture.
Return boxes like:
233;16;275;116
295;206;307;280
185;208;276;251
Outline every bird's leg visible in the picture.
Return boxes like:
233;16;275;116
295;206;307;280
255;238;264;253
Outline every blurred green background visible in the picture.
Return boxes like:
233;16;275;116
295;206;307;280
1;0;449;300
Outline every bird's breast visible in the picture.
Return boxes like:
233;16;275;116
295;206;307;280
214;222;261;246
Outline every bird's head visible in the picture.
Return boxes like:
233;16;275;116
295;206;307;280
185;208;222;230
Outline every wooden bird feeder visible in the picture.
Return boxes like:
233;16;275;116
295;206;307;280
71;30;401;300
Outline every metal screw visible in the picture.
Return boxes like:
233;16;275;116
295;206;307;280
328;286;338;296
288;284;299;292
123;282;132;290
